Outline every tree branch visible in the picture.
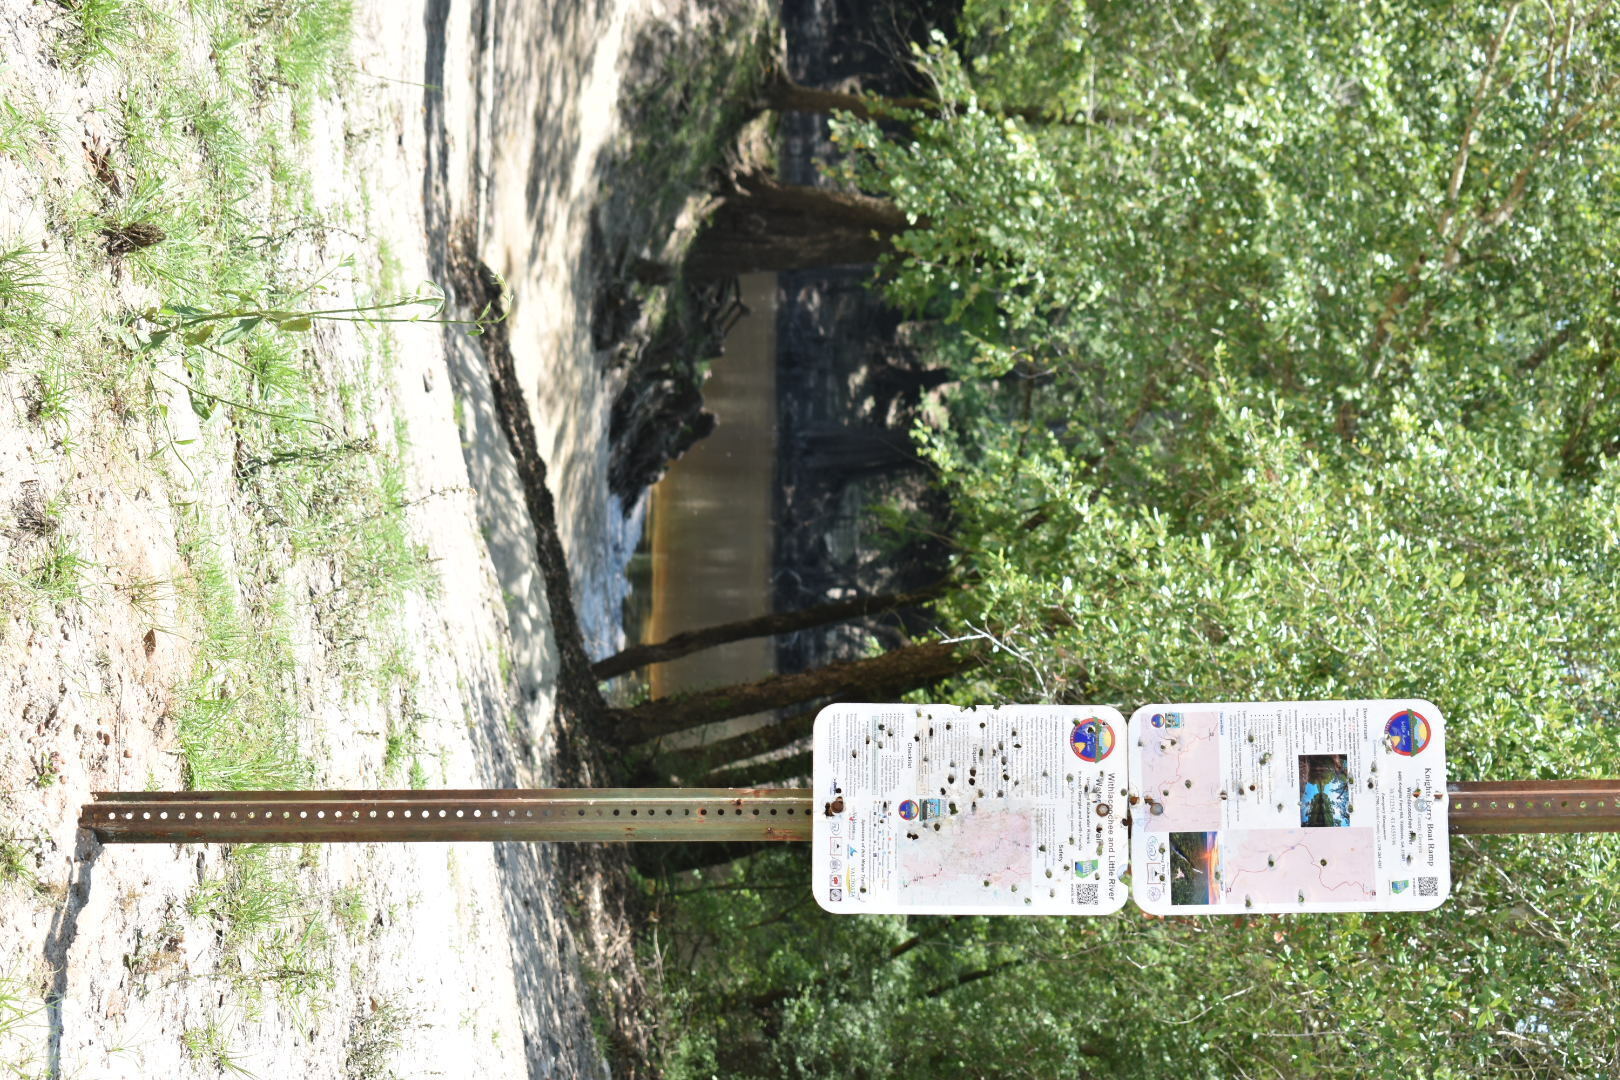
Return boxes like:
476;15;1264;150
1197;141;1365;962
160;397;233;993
605;640;974;745
922;956;1031;999
593;579;952;680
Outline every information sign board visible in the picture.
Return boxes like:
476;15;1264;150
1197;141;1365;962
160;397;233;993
812;703;1128;915
1128;699;1450;914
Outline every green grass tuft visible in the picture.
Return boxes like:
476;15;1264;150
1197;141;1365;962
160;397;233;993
0;970;48;1078
0;89;56;162
344;997;408;1080
181;1021;255;1077
54;0;146;70
0;244;55;362
173;530;310;791
189;845;335;1020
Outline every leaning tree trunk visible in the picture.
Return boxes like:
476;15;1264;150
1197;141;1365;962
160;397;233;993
798;423;927;480
592;579;950;680
703;751;813;789
662;708;818;777
631;841;777;880
453;248;606;725
759;69;1133;127
605;640;972;746
686;172;912;279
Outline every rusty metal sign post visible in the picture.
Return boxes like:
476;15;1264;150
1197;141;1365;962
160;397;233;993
77;779;1620;845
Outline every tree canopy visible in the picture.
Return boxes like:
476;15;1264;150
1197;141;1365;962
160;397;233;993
649;3;1620;1077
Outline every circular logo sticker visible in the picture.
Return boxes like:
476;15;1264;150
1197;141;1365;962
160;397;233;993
897;799;919;821
1385;709;1432;756
1070;718;1116;762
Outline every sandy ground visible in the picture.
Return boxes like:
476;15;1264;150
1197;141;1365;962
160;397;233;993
0;0;735;1076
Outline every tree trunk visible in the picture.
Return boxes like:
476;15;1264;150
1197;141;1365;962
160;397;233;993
763;73;942;122
923;957;1032;999
664;709;818;777
605;640;973;745
748;921;959;1011
631;841;777;880
592;579;950;680
703;751;813;789
453;250;606;725
686;172;911;279
760;69;1133;127
798;423;927;481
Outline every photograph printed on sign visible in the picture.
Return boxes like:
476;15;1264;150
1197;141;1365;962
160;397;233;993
811;703;1128;915
1128;700;1450;915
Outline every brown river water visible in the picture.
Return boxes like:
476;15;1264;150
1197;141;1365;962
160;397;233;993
643;273;779;708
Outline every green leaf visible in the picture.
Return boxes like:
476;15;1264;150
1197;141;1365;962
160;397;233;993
216;315;263;345
274;316;313;332
182;324;215;346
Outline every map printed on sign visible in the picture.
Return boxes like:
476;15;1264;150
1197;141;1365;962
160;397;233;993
1128;700;1450;915
812;703;1128;916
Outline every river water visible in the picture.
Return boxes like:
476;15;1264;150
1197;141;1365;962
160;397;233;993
635;274;779;710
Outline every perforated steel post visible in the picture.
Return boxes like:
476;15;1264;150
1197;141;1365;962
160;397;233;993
80;788;814;844
1445;779;1620;834
78;779;1620;845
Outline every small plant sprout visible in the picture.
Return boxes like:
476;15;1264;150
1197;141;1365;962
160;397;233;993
130;277;507;354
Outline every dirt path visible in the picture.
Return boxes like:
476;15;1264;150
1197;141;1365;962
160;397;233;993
0;0;743;1076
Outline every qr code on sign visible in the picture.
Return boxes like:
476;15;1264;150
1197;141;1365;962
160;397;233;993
1417;877;1438;897
1075;884;1100;905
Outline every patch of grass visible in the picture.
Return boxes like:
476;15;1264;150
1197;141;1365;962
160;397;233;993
0;841;37;891
53;0;147;70
23;535;90;606
188;847;305;938
239;423;435;694
406;756;429;791
181;1021;255;1077
332;885;367;936
173;529;310;792
381;711;426;783
264;0;353;111
0;244;55;363
189;845;335;1020
24;362;73;428
344;998;408;1080
0;970;48;1079
0;88;57;161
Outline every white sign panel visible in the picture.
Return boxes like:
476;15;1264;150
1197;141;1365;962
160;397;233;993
812;703;1128;915
1128;699;1450;915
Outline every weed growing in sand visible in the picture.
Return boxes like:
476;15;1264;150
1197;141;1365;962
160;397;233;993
122;265;502;360
30;754;62;790
0;841;37;891
1;491;90;614
0;87;57;162
172;527;309;792
344;997;408;1080
0;971;48;1079
181;1020;255;1077
53;0;147;70
0;244;55;364
332;885;368;936
382;703;440;789
23;536;91;606
189;845;335;1021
